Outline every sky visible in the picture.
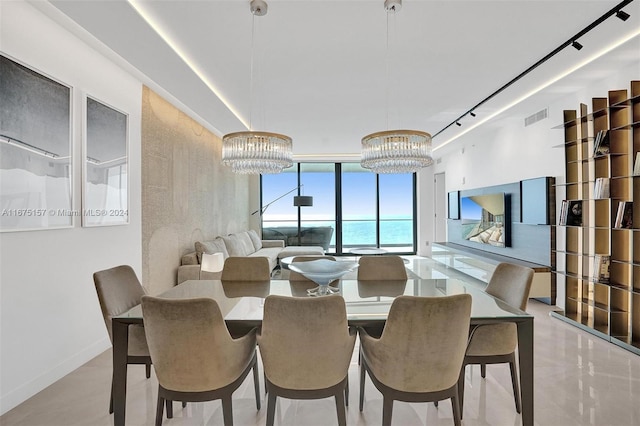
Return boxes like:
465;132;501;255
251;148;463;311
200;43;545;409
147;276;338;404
261;165;413;221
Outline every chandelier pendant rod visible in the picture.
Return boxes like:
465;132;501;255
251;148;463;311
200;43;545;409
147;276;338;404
385;9;390;131
249;13;255;131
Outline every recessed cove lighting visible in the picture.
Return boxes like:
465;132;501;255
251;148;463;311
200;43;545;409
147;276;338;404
127;0;249;130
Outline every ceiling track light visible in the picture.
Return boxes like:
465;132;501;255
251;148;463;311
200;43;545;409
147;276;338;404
469;112;476;117
616;9;631;20
455;121;462;127
432;0;634;140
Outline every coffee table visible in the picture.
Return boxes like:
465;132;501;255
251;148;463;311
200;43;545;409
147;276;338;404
349;247;388;256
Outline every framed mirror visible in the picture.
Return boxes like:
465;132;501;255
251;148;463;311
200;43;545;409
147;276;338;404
0;54;73;232
82;96;129;227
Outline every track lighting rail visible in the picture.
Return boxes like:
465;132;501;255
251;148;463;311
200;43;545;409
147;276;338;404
433;0;634;138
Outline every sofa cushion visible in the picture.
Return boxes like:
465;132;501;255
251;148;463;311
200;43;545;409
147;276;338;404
237;231;257;255
222;234;249;256
278;246;324;259
248;229;263;251
195;238;229;263
249;247;281;270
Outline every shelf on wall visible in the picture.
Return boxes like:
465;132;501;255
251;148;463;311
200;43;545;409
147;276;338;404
555;80;640;356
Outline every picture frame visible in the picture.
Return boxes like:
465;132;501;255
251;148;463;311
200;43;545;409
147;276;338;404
0;54;73;232
82;95;129;227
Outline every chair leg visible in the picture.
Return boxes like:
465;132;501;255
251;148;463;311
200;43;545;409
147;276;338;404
146;362;151;379
345;380;349;407
252;361;261;410
382;396;394;426
359;360;366;412
109;381;114;414
264;372;268;395
221;395;234;426
458;364;466;420
434;401;438;407
155;393;165;426
165;400;173;419
335;390;347;426
266;387;277;426
182;401;187;408
451;386;462;426
509;354;522;414
480;363;486;378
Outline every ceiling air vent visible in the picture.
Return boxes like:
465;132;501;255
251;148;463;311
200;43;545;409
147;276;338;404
436;158;442;164
524;108;548;127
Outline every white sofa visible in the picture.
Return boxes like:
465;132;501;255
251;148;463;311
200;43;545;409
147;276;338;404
177;230;324;284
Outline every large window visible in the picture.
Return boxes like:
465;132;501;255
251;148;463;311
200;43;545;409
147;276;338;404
260;163;416;254
341;163;377;250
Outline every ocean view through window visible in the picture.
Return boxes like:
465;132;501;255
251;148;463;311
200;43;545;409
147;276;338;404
261;163;416;254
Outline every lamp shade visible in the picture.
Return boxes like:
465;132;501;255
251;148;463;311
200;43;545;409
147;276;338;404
293;196;313;207
201;252;225;273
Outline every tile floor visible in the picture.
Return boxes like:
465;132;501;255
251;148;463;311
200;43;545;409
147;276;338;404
2;256;640;425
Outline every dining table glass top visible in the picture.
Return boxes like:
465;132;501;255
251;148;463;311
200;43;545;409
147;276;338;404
116;278;532;325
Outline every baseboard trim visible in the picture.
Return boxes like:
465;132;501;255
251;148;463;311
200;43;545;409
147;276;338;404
0;338;110;415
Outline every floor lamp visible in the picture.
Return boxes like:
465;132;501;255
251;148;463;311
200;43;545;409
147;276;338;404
253;185;313;245
294;194;313;245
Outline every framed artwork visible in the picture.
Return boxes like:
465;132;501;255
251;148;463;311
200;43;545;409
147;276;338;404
0;54;73;232
82;96;129;227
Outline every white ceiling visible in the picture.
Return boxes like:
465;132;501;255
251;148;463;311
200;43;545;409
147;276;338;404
45;0;640;159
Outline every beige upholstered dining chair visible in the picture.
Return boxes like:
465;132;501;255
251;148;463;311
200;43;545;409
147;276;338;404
357;255;408;280
93;265;151;413
357;255;408;339
357;280;408;298
141;296;261;426
257;295;356;426
359;294;472;426
458;262;534;417
221;256;271;281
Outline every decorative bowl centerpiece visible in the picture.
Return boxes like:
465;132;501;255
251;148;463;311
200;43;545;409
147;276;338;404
288;259;359;296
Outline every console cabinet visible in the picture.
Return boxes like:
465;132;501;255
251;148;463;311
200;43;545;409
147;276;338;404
552;81;640;355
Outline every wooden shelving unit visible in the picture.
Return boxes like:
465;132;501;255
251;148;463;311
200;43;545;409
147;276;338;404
552;81;640;355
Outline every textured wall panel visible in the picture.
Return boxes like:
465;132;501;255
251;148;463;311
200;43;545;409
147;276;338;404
141;87;249;294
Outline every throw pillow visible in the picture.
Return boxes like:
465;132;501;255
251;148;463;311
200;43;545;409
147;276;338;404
195;238;229;264
236;231;256;255
222;234;248;256
248;229;263;251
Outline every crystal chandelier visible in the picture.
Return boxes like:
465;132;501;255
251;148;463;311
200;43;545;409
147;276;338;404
361;0;432;174
222;0;293;174
361;130;433;173
222;131;292;174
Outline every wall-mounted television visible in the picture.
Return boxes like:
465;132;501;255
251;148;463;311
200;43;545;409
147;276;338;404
460;192;510;247
448;191;460;219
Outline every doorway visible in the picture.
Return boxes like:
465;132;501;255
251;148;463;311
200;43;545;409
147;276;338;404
434;172;446;243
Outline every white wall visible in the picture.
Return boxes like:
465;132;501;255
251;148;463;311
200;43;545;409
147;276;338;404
427;59;640;309
0;1;142;414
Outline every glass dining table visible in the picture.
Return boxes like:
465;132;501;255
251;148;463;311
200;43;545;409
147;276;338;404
112;278;534;426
